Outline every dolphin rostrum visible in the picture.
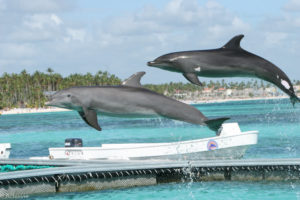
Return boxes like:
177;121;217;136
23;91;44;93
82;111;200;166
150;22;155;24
46;72;229;133
148;34;300;106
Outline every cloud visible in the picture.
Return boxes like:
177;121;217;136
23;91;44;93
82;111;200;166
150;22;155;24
0;0;6;11
23;14;63;29
0;0;253;82
64;28;86;42
4;13;65;44
0;0;299;83
0;43;36;59
283;0;300;12
232;17;250;30
4;0;74;13
50;14;63;25
264;32;288;46
100;0;250;49
258;2;300;53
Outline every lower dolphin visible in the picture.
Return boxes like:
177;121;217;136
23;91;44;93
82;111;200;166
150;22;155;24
46;72;229;133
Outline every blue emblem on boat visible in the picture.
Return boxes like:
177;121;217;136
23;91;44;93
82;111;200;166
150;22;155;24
207;140;218;151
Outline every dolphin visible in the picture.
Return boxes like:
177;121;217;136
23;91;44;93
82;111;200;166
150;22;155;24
46;72;229;133
148;34;300;106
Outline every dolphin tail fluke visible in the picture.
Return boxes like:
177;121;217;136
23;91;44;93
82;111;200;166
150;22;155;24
290;94;300;107
205;117;230;132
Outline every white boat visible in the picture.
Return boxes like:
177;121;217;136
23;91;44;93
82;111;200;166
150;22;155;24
0;143;11;159
48;123;258;161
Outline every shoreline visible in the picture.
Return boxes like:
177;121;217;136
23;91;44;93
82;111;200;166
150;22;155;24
0;107;71;115
0;96;289;115
181;96;289;104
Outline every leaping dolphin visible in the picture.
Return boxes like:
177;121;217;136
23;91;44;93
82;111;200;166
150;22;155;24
148;34;300;106
46;72;229;133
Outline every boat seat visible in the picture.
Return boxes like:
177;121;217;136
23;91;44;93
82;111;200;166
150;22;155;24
219;123;242;136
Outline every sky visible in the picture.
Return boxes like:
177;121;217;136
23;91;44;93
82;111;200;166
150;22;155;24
0;0;300;84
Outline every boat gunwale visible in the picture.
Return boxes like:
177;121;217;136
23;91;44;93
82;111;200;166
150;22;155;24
49;131;258;151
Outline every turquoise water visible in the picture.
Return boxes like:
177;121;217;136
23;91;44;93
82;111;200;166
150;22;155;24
0;164;53;172
0;99;300;199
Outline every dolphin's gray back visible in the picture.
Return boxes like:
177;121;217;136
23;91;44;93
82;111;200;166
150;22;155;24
175;49;263;77
173;48;289;79
73;86;207;125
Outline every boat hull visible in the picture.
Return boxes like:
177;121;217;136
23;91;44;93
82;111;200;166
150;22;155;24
133;145;249;160
49;130;258;161
0;143;11;159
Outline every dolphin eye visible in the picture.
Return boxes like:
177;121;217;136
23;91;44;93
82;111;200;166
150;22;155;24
67;94;71;97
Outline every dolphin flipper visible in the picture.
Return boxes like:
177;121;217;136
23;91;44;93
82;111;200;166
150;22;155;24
183;73;203;86
78;108;102;131
122;71;146;87
205;117;230;132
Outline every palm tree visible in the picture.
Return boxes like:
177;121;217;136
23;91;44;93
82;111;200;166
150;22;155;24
47;68;54;74
0;69;299;109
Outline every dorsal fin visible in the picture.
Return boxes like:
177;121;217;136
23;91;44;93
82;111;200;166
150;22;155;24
122;71;145;87
222;34;244;49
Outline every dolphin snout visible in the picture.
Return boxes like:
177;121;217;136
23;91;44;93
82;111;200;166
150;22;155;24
45;100;61;107
45;95;54;106
45;97;56;106
147;61;155;66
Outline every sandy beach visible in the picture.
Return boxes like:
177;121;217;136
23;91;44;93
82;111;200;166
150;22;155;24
0;96;289;115
181;96;289;104
0;107;71;115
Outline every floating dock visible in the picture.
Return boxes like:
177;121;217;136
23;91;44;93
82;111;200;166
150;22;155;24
1;158;300;198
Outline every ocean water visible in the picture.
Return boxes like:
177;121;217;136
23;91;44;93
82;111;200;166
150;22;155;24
0;99;300;199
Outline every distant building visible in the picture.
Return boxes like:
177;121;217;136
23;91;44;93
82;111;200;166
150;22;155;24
202;88;214;98
226;89;232;96
294;85;300;92
265;87;277;96
173;90;187;99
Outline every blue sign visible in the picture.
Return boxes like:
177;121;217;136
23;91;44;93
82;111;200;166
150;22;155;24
207;140;218;151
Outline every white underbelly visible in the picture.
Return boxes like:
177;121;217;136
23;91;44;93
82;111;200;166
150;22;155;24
94;107;158;117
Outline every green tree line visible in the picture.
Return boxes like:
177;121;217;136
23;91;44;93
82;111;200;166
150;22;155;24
0;69;121;109
144;79;300;95
0;69;299;109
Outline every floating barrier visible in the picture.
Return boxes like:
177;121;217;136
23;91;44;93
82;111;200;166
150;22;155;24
0;165;54;173
1;158;300;198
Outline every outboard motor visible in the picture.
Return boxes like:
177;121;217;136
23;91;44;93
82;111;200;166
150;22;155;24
65;138;83;147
